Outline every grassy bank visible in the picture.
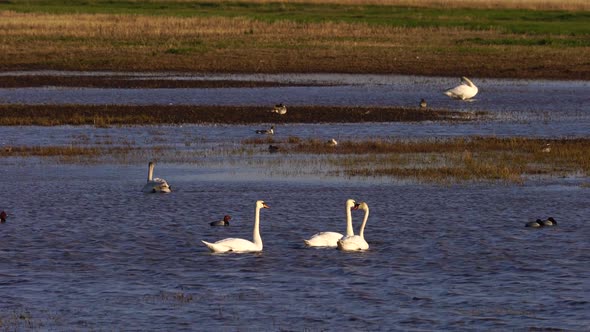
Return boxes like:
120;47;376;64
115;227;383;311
1;1;589;78
0;104;478;126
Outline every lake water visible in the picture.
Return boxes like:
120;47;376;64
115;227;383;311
0;72;589;330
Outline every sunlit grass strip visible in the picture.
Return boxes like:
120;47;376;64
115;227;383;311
0;9;589;78
0;105;475;126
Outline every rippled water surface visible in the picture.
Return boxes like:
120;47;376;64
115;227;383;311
1;72;589;330
1;164;589;330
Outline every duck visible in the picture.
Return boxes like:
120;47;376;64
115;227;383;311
210;215;232;226
444;76;478;100
327;139;338;147
525;219;543;228
268;145;280;153
141;161;171;193
419;98;427;108
540;217;557;226
272;104;287;115
255;125;274;135
0;210;7;223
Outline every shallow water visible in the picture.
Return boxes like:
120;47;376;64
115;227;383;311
0;164;589;330
1;72;589;138
1;72;589;330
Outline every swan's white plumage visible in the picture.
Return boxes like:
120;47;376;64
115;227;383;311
444;76;478;100
304;199;356;247
142;162;171;193
338;201;370;251
202;200;269;253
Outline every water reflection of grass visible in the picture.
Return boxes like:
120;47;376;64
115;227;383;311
2;137;589;184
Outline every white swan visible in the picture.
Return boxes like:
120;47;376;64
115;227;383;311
444;76;478;100
142;161;171;193
202;200;269;253
304;199;357;247
337;201;370;251
327;138;338;147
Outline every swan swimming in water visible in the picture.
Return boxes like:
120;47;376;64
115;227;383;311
210;215;232;226
337;201;370;251
444;77;478;100
142;161;171;193
304;199;358;247
202;200;269;253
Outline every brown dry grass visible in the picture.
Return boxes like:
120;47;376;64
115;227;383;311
1;11;588;78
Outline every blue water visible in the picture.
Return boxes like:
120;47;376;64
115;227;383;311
0;72;589;330
0;164;589;330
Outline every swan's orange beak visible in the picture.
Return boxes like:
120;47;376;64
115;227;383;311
262;203;270;209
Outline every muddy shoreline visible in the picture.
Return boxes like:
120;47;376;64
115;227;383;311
0;104;481;126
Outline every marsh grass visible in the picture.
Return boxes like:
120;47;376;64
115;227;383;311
1;3;589;78
252;137;590;183
3;137;589;183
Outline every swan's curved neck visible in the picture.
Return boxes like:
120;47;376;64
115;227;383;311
359;207;369;239
148;163;154;182
346;204;354;237
253;205;262;247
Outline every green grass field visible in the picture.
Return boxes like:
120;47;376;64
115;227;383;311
3;0;590;35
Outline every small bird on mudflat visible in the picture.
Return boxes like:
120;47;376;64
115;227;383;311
419;99;427;108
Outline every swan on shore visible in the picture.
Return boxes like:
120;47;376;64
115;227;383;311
444;76;478;100
304;199;358;247
337;201;370;251
255;125;274;135
142;161;171;193
210;215;232;226
202;200;269;253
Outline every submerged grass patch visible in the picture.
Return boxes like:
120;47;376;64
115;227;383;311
4;136;588;184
